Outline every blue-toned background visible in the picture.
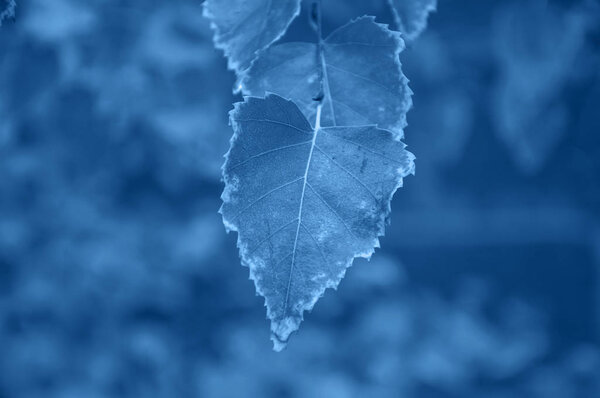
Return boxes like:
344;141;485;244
1;0;599;397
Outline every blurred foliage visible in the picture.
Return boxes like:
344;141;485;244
0;0;599;397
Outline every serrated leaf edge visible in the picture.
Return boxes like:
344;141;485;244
219;94;415;350
202;0;301;74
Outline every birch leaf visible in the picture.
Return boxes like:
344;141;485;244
202;0;301;73
220;94;414;350
239;16;412;138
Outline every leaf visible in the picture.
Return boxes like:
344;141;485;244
239;16;412;138
220;94;414;350
0;0;16;25
202;0;301;74
387;0;437;42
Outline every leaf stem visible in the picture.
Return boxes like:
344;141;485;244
314;103;322;130
310;0;324;103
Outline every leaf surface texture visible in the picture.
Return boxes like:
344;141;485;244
240;16;412;138
203;0;301;73
220;94;414;350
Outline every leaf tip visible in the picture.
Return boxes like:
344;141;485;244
270;316;301;352
271;336;287;352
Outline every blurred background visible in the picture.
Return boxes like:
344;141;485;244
1;0;599;397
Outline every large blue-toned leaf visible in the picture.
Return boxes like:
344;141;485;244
387;0;437;42
202;0;301;73
220;94;414;350
0;0;16;25
239;16;412;138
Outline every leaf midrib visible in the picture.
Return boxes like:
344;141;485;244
282;39;339;317
283;104;323;317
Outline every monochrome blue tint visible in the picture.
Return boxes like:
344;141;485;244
241;16;412;138
387;0;437;41
1;0;599;396
0;0;16;25
221;95;414;349
203;0;300;73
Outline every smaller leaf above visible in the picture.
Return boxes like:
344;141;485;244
240;16;412;138
220;94;414;350
387;0;437;42
202;0;301;74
